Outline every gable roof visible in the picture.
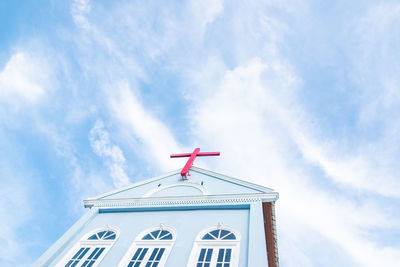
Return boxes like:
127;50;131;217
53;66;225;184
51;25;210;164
87;166;276;201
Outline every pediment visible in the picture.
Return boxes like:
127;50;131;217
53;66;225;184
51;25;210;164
86;166;276;201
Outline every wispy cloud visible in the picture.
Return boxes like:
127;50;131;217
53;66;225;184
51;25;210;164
108;82;184;171
89;119;130;187
2;0;398;266
191;56;400;266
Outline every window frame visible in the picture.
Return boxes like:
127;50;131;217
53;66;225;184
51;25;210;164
186;225;241;267
118;225;176;267
57;227;119;267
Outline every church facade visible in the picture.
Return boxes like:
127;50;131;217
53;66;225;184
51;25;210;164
34;166;279;267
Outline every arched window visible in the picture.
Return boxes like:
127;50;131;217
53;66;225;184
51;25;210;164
59;227;119;267
119;225;176;267
188;224;241;267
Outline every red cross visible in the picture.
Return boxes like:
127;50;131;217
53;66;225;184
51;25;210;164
170;148;220;179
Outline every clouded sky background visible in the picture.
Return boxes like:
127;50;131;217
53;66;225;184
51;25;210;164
1;0;400;266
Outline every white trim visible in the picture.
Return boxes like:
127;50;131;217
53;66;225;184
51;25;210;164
86;169;181;200
143;182;208;197
190;166;274;192
86;166;276;201
56;226;119;267
84;192;278;209
118;225;176;267
186;224;241;267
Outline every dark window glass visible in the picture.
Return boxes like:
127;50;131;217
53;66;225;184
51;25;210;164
131;248;142;260
150;230;161;239
220;230;230;238
225;249;231;261
218;249;224;261
142;234;154;240
139;248;149;260
222;233;236;240
88;234;98;240
149;248;159;260
209;230;220;238
198;249;206;261
156;248;165;260
205;249;213;261
97;231;106;239
202;233;215;240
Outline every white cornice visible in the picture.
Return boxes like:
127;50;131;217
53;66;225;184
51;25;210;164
84;192;279;209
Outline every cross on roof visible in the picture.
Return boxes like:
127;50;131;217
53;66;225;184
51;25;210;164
170;148;220;179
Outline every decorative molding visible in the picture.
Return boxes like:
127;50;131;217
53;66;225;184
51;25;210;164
143;182;208;197
186;224;241;267
118;225;176;267
84;192;278;209
86;166;277;201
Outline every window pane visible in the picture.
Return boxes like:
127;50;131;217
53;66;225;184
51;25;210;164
142;234;154;240
198;249;206;261
131;248;142;260
78;248;90;259
104;233;116;240
139;248;149;260
159;230;170;238
205;249;213;261
97;231;107;239
222;233;236;240
160;233;172;240
225;249;231;261
156;248;165;260
88;234;98;240
87;248;100;259
220;230;230;238
104;231;116;240
150;230;161;239
217;249;224;261
202;233;215;240
93;248;105;259
149;248;159;260
128;247;148;267
209;230;220;239
71;248;84;259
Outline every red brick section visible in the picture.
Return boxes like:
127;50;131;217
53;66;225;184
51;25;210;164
263;202;278;267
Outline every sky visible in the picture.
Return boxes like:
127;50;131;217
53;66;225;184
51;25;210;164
0;0;400;266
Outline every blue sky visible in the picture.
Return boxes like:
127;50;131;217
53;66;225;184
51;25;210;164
1;0;400;266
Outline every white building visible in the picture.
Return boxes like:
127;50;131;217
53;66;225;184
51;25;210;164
35;166;279;267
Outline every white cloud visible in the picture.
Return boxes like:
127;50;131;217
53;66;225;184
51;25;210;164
56;1;400;266
191;57;400;266
0;52;49;104
89;120;130;187
71;0;91;30
108;82;184;171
